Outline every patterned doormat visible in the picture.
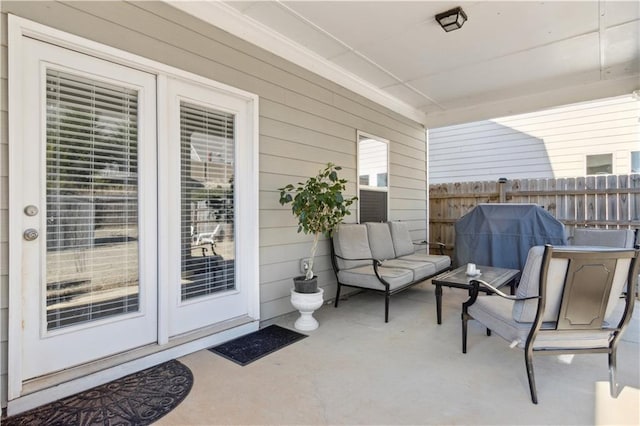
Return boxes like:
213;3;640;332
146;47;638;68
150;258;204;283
209;324;307;366
4;359;192;426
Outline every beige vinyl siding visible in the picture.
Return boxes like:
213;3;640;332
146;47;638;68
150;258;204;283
0;0;427;401
429;95;639;183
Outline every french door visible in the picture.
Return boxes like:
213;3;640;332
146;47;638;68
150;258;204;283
18;39;158;379
164;77;249;336
11;23;259;393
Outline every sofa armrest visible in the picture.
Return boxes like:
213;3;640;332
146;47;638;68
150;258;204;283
413;240;446;255
333;253;392;289
333;253;383;268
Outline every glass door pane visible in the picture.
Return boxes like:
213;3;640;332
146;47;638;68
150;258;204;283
45;70;140;330
180;102;235;300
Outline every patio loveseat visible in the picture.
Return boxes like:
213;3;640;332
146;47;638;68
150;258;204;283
331;222;451;322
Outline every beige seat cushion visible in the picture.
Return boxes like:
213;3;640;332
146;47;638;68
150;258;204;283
382;258;437;281
398;253;451;271
469;296;613;350
337;265;414;290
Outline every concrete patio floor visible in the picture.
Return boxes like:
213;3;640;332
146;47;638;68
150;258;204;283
158;280;640;425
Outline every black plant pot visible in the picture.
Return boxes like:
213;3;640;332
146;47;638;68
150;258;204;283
293;275;318;294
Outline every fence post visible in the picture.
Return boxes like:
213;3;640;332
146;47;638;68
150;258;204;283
498;177;507;203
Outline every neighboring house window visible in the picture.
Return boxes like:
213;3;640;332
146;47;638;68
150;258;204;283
358;131;389;223
586;153;612;175
632;151;640;173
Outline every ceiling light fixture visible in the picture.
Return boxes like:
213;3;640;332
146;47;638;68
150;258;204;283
435;7;467;32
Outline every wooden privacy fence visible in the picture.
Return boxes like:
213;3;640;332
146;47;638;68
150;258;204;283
429;174;640;256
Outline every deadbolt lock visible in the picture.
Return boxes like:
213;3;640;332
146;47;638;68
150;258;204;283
24;205;39;216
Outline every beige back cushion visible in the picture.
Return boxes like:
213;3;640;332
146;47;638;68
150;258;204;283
388;221;415;257
513;246;631;323
365;222;396;260
573;228;636;248
333;224;373;270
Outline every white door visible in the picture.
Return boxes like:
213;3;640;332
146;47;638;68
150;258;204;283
18;39;158;379
164;77;252;336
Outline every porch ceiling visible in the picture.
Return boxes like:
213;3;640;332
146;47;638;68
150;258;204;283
169;1;640;127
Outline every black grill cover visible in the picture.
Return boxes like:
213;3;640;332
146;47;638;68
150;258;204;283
454;204;566;270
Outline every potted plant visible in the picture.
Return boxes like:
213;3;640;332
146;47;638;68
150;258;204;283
279;162;357;293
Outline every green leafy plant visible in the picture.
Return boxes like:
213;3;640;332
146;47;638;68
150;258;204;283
279;162;357;280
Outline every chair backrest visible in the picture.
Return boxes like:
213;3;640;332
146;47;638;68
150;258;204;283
571;228;636;248
332;224;373;270
513;245;639;330
387;221;416;257
552;248;632;330
196;224;221;244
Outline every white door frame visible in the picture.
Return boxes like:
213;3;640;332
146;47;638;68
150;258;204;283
8;15;260;407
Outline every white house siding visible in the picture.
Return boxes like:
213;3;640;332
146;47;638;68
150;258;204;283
0;1;427;406
428;95;640;184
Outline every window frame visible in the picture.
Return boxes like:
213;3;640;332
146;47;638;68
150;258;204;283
631;151;640;174
585;153;613;175
356;131;389;223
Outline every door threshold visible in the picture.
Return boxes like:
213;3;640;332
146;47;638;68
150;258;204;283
8;316;258;416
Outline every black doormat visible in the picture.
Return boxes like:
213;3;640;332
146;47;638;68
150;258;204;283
209;324;307;366
4;359;192;426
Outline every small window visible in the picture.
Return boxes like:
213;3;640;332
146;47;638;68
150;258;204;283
631;151;640;173
359;137;388;190
377;173;388;187
586;154;612;175
358;132;388;223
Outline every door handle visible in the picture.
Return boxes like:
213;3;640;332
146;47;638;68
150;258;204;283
23;228;39;241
